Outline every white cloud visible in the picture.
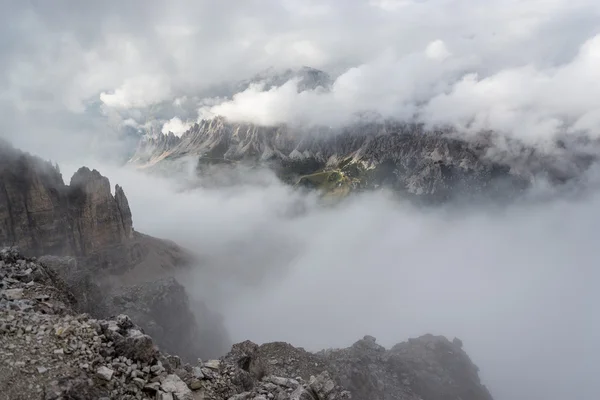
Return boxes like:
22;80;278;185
425;39;452;61
199;44;477;126
195;31;600;144
161;116;192;136
100;75;172;109
369;0;416;11
423;34;600;140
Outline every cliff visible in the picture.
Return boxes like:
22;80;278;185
0;141;133;256
0;140;231;362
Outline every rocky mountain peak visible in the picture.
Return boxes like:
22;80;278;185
0;146;134;257
115;184;133;239
70;166;107;186
67;166;134;255
0;142;231;365
130;116;600;203
236;66;333;93
128;118;532;201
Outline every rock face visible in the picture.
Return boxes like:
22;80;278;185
108;277;231;360
132;110;600;205
131;117;598;202
0;141;132;256
225;336;493;400
1;248;494;400
0;140;231;362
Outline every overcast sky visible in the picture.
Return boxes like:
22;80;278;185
1;0;600;160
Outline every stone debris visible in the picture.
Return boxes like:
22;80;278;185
0;248;347;400
0;247;494;400
96;366;114;381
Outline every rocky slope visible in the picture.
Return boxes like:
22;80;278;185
0;140;231;362
1;248;494;400
130;117;598;202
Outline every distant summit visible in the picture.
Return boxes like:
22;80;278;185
235;66;334;93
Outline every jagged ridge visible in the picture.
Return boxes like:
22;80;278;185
131;117;598;201
1;248;494;400
0;141;132;257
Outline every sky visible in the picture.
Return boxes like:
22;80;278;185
1;0;600;160
2;1;600;399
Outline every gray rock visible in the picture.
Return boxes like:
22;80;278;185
113;329;157;363
96;366;114;381
189;379;203;390
289;386;316;400
133;377;146;388
3;288;24;300
228;393;252;400
265;376;300;389
116;314;134;330
204;359;221;370
161;374;192;399
308;372;336;398
192;366;204;379
144;382;161;392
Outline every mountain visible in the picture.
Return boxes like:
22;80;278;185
130;116;597;202
0;139;191;273
0;149;132;258
235;66;334;93
0;139;231;361
1;247;494;400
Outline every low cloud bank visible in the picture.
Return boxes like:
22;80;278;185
198;34;600;145
62;161;600;400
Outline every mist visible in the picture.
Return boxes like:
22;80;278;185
3;0;600;152
2;1;600;399
56;159;600;400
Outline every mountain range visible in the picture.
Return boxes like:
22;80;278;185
129;115;597;203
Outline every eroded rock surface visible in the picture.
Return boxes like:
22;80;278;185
0;141;231;362
0;142;132;256
130;117;597;202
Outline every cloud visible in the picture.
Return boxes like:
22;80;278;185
199;42;476;126
161;117;193;136
2;2;600;399
425;39;452;61
422;34;600;140
60;160;600;400
2;0;599;139
100;75;172;109
200;32;600;144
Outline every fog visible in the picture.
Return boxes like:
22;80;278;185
58;160;600;400
202;33;600;143
2;0;600;152
3;1;600;399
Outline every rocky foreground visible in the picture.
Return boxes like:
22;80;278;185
1;248;494;400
